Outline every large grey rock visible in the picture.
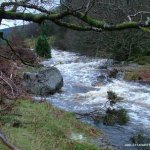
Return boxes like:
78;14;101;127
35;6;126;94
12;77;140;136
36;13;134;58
22;67;63;95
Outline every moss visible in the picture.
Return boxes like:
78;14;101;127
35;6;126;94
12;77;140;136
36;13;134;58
124;66;150;82
76;12;106;28
0;99;101;150
84;15;105;27
115;22;137;30
124;71;139;81
5;11;44;23
134;56;150;65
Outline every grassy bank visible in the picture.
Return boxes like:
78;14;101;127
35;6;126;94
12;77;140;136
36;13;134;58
0;99;102;150
124;66;150;82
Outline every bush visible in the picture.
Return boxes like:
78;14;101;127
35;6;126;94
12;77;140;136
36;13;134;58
134;56;150;65
35;35;51;58
103;108;129;126
131;133;150;150
107;90;123;106
103;91;129;126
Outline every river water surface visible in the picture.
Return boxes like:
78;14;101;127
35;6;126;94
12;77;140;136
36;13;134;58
40;49;150;149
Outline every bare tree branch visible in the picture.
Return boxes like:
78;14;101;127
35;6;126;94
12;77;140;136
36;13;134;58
0;0;149;32
0;35;35;67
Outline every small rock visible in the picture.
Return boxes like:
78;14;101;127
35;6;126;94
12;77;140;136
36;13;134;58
108;68;118;78
97;74;107;82
99;65;107;69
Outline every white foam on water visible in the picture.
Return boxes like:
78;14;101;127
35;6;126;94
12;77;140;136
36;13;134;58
41;49;150;131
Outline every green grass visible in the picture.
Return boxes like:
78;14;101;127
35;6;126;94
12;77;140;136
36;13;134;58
0;141;9;150
18;65;42;76
134;56;150;65
0;99;101;150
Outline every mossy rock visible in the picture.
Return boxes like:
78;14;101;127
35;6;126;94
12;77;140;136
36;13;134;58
124;71;140;81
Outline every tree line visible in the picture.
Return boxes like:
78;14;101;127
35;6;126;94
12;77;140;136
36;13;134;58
53;0;150;63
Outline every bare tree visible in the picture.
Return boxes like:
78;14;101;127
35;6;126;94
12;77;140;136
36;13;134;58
52;0;150;58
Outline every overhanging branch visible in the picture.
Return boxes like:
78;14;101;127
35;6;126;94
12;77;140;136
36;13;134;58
0;2;150;32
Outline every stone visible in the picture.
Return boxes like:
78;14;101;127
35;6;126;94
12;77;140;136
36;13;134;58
99;65;107;69
22;67;63;95
108;68;118;78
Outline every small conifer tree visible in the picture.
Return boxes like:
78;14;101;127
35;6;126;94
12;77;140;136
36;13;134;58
35;35;51;58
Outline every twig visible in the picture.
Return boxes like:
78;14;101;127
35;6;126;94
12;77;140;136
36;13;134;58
0;72;15;98
128;11;150;21
1;36;34;67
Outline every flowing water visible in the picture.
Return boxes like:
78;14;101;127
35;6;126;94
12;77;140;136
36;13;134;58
39;49;150;149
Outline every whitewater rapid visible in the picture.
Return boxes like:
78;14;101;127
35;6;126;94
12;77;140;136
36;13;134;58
40;49;150;149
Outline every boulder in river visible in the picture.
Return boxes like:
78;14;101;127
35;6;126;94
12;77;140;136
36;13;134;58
97;74;107;83
108;68;118;78
22;67;63;95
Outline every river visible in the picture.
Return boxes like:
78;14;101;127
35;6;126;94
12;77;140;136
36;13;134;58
39;49;150;150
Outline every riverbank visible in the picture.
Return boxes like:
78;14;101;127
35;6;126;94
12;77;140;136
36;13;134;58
0;98;104;150
111;63;150;83
123;66;150;83
1;49;150;150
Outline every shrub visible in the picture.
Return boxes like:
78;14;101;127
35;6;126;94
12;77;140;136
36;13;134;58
107;91;118;101
0;57;21;104
35;35;51;58
107;90;123;106
134;56;150;65
131;133;150;149
103;108;129;126
117;109;129;125
103;110;116;126
103;91;129;126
